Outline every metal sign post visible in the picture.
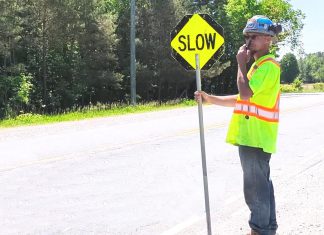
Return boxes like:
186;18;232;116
170;13;224;235
195;54;212;235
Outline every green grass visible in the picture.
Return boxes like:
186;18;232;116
303;83;324;92
0;99;197;128
2;82;323;128
281;82;324;93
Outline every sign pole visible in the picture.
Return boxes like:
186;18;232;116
195;53;212;235
170;13;224;235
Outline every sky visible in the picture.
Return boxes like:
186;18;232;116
278;0;324;57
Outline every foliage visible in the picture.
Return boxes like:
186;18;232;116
216;0;304;95
281;82;324;93
280;53;299;83
225;0;304;55
0;74;33;118
292;77;303;91
301;83;324;92
298;52;324;83
0;0;122;117
0;0;306;119
280;84;295;93
313;83;324;92
0;99;196;128
280;78;303;92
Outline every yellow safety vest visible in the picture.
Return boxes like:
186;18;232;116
226;54;280;153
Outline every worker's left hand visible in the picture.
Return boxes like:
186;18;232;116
236;44;251;65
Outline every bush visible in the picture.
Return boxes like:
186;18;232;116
313;83;324;92
0;74;33;118
292;78;303;91
280;84;296;93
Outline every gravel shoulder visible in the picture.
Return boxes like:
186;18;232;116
177;149;324;235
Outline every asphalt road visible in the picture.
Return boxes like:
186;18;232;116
0;93;323;235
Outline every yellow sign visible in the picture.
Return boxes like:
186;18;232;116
171;14;224;70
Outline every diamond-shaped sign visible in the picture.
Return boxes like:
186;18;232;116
171;14;224;70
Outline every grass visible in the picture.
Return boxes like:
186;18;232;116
1;82;323;128
281;82;324;93
0;99;197;128
302;83;324;92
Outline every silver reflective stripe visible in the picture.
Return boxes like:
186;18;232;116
234;103;279;121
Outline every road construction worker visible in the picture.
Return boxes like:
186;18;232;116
195;15;282;235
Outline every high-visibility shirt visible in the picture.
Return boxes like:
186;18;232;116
226;54;280;153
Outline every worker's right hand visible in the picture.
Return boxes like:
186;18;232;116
194;91;209;103
236;44;251;65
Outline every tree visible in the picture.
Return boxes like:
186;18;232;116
225;0;304;54
280;53;299;83
183;0;305;95
298;52;324;83
115;0;194;102
0;74;33;118
0;0;307;118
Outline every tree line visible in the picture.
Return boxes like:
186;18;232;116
0;0;304;118
281;52;324;84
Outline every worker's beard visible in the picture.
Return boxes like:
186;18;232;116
249;50;256;57
246;41;255;58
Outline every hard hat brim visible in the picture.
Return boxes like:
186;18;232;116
243;28;275;36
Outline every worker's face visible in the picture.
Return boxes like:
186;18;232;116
244;33;272;52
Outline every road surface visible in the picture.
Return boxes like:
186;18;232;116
0;93;323;235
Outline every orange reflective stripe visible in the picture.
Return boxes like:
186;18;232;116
238;57;280;122
247;66;257;80
247;58;280;80
234;103;279;122
234;110;279;123
257;58;280;68
236;100;279;112
234;93;280;122
237;93;280;112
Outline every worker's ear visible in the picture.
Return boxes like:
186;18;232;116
264;36;272;45
271;36;278;45
261;36;272;49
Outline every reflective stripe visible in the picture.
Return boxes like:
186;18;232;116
234;104;279;122
247;58;280;80
236;99;279;112
240;57;281;122
234;94;280;123
257;58;280;68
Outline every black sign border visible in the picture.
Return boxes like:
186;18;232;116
170;14;225;71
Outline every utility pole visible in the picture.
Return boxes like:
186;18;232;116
130;0;136;105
